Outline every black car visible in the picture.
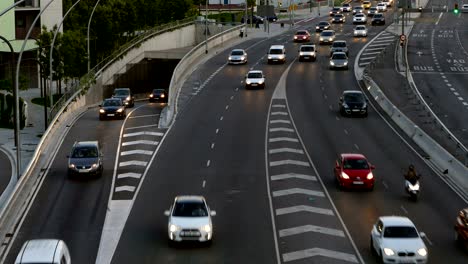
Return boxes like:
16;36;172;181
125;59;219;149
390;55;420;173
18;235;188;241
149;89;168;102
112;87;134;107
241;15;264;24
315;21;331;32
331;14;345;23
329;7;341;16
99;98;126;120
67;141;103;177
371;13;385;25
339;90;368;117
267;14;278;22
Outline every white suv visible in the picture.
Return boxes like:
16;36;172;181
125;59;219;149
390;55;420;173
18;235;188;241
370;216;428;263
15;239;71;264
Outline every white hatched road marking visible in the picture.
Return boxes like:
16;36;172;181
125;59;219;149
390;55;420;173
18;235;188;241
271;173;316;181
269;148;304;154
283;248;359;263
271;111;288;115
276;205;333;216
269;137;299;143
362;51;382;55
123;131;164;137
120;150;153;156
272;104;286;108
129;114;159;119
359;62;370;66
119;160;148;167
270;160;310;167
273;188;324;197
122;140;159;146
368;43;390;47
125;124;158;130
365;47;385;51
279;225;345;238
270;119;291;124
360;56;377;60
117;173;142;179
115;186;136;192
269;127;295;132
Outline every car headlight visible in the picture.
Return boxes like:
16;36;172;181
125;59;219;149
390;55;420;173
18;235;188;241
169;224;179;232
362;103;367;109
126;96;130;101
149;94;154;97
240;56;245;60
228;56;232;60
160;94;165;98
69;164;75;169
409;182;420;190
330;61;335;66
383;248;395;256
268;55;273;59
302;36;306;39
117;108;124;113
258;80;264;84
343;103;349;108
344;61;348;65
341;172;350;179
316;26;319;29
299;52;304;56
92;163;99;169
320;37;324;41
354;31;358;34
203;224;212;233
294;36;298;39
366;172;373;180
99;109;105;113
417;248;427;256
246;80;252;84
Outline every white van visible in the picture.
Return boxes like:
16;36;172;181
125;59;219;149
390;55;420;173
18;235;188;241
15;239;71;264
267;45;286;64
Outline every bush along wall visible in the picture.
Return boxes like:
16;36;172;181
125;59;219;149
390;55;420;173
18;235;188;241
0;92;26;129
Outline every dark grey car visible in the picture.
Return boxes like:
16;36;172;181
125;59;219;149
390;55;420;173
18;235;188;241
112;88;134;107
339;90;368;117
67;141;103;177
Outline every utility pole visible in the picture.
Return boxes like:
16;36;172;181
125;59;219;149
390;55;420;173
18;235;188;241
205;0;208;54
245;0;248;37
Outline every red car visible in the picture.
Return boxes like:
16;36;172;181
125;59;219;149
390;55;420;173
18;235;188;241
455;208;468;250
293;30;311;42
334;153;375;190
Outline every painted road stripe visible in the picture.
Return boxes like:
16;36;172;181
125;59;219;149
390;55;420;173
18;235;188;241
360;56;377;60
273;188;324;197
365;47;385;51
359;62;370;66
115;186;136;192
271;173;316;181
271;111;288;115
276;205;333;215
279;224;345;238
129;114;159;119
272;104;286;108
269;137;299;143
368;43;390;47
283;248;358;263
123;131;164;137
119;160;148;167
269;128;295;132
122;140;159;146
269;148;304;154
117;173;142;179
270;120;291;124
362;51;382;55
125;124;158;130
270;160;310;167
120;150;153;156
372;39;393;43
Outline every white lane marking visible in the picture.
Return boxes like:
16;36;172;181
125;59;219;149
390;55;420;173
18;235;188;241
272;104;286;108
271;172;316;181
362;51;382;55
123;131;164;137
400;205;408;214
365;47;385;51
282;248;359;263
435;12;443;25
230;95;234;100
124;124;158;130
225;105;229;110
122;140;158;146
376;35;395;40
276;205;332;216
120;150;153;156
453;92;459;96
360;56;377;60
119;160;148;167
115;186;136;192
463;102;468;106
272;188;324;197
279;225;345;238
269;128;295;132
458;97;464;101
216;128;219;134
344;129;349;135
269;148;304;154
220;116;224;121
446;84;452;87
270;120;291;124
269;137;299;143
329;105;333;110
117;173;142;179
382;181;388;189
444;79;449;83
202;180;206;188
270;160;310;167
271;111;288;115
211;143;215;149
206;160;211;167
368;43;391;47
359;62;371;66
324;94;328;100
129;114;159;119
354;144;360;150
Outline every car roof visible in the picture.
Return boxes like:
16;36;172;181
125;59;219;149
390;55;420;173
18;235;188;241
343;90;364;95
332;51;347;56
341;153;366;159
295;30;308;33
322;30;335;33
231;49;245;52
270;45;284;49
333;40;347;44
175;195;205;203
18;239;62;263
380;216;415;227
114;88;130;91
300;44;316;47
74;141;99;147
248;70;263;74
104;98;122;101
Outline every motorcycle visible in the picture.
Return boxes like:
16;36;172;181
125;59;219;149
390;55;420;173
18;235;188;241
405;177;421;201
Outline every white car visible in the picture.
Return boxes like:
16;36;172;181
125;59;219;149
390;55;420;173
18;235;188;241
382;0;392;6
462;4;468;12
354;25;368;37
353;13;367;24
228;49;247;64
165;195;216;244
298;44;317;61
370;216;428;264
15;239;71;264
245;70;266;89
377;3;387;11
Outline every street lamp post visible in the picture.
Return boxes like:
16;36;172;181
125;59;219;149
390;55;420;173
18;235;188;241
0;36;17;147
0;0;25;17
87;0;102;72
245;0;248;37
205;0;208;54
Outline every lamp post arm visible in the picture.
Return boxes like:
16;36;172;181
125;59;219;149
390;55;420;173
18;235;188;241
0;0;25;17
87;0;102;72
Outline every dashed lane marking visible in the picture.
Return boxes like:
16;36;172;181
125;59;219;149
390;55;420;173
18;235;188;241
283;248;359;263
276;205;333;216
269;137;299;143
269;148;304;154
272;188;325;197
270;160;310;167
117;173;142;179
279;225;345;238
120;150;153;156
272;104;286;108
123;131;164;137
115;186;136;192
119;160;148;167
121;140;158;146
269;127;295;132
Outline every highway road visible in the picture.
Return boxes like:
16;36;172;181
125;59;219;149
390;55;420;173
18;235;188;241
4;3;468;264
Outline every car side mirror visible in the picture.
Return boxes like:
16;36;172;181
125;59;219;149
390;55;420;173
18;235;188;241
164;210;170;216
210;210;217;216
371;165;375;170
420;232;426;238
339;97;343;102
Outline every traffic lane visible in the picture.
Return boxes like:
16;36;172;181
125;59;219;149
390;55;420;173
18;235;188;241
4;107;122;264
0;149;11;196
285;55;467;263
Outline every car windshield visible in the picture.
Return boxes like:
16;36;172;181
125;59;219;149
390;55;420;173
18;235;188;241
333;7;340;11
172;201;208;217
374;14;383;18
321;31;334;36
332;53;347;60
356;26;366;30
344;93;364;102
333;42;346;47
296;31;307;35
269;49;283;54
103;100;122;107
356;14;364;17
72;146;98;158
319;22;329;26
384;226;419;238
334;14;343;18
343;158;369;169
301;46;315;51
113;89;129;96
153;89;165;94
231;50;244;55
248;72;263;78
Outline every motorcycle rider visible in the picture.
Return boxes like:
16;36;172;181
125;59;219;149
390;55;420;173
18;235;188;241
404;164;420;184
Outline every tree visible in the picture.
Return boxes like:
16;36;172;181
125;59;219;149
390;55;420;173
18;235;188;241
36;25;64;94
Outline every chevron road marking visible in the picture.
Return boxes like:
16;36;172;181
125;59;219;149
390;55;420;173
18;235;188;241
362;51;382;55
270;120;291;124
269;127;295;132
271;111;288;115
117;173;142;179
272;104;286;108
276;205;333;216
269;148;304;154
282;248;359;263
279;224;345;238
121;140;159;146
124;124;158;130
123;131;164;137
120;150;154;156
271;173;316;181
365;47;385;51
360;56;377;60
368;43;390;47
272;188;324;197
129;114;159;119
115;186;136;192
119;160;148;167
269;137;299;143
270;160;310;167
